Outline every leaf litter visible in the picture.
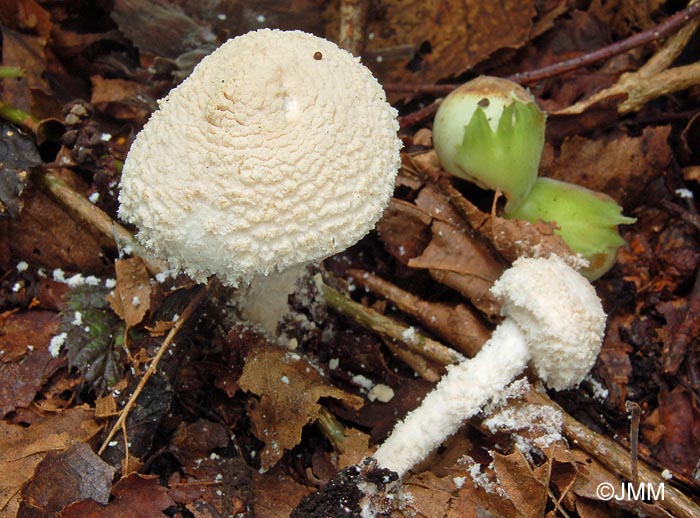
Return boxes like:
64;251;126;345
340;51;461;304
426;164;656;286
1;1;700;517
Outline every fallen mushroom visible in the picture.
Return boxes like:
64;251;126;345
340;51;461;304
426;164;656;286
292;255;606;515
118;29;402;336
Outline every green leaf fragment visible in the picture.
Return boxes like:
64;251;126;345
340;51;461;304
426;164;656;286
60;284;125;395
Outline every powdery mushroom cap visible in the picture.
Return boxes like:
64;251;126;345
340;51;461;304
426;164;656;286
119;29;401;287
490;255;606;390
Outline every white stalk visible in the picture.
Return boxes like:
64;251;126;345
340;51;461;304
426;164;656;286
372;319;529;477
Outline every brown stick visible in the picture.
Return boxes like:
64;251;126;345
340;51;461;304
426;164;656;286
98;283;208;455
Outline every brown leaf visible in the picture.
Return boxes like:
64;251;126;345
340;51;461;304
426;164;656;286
8;181;112;274
253;468;314;518
540;126;673;208
359;0;537;87
106;257;151;327
18;442;115;515
60;474;174;518
239;346;363;471
408;220;503;316
0;310;63;417
90;76;156;124
655;386;700;477
0;406;101;516
492;450;548;517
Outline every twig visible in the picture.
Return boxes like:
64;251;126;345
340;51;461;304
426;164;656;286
98;283;208;455
510;1;700;85
37;169;169;276
626;400;641;489
398;100;441;129
338;0;368;56
346;268;489;357
319;280;465;366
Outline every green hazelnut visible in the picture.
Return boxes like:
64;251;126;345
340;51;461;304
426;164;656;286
506;177;636;279
432;76;545;211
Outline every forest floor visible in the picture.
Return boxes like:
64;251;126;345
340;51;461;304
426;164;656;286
1;1;700;517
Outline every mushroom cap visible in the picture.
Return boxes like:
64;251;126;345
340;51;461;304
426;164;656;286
490;255;606;390
119;29;401;287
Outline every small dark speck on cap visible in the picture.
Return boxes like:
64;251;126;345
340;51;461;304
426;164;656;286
313;51;323;60
478;98;489;107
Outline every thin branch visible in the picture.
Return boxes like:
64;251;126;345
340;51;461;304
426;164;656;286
98;283;208;455
510;1;700;84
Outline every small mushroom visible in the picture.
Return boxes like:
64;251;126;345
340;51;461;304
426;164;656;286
119;29;402;334
371;254;606;477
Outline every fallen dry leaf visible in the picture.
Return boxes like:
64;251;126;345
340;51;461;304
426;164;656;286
253;468;314;518
106;256;151;327
18;441;115;515
0;405;101;517
540;126;673;208
239;345;364;471
359;0;537;87
60;473;174;518
0;310;63;417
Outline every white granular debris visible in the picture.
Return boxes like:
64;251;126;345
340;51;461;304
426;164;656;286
132;296;140;306
584;373;609;401
661;469;673;480
351;374;374;391
12;282;22;293
676;188;694;199
49;332;68;357
52;268;66;282
16;261;28;272
27;345;34;351
483;404;563;452
108;441;118;447
72;311;83;326
215;473;223;482
105;278;117;289
401;326;416;342
459;456;505;496
88;192;100;203
100;133;112;142
368;384;395;403
172;313;180;322
280;375;290;384
328;358;339;370
210;452;220;460
256;14;266;23
453;476;466;489
85;275;100;286
217;13;226;20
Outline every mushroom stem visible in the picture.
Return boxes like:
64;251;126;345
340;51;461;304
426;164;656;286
372;319;528;476
235;264;309;338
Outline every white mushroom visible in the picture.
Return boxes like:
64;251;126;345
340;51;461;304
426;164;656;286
371;254;606;477
118;29;402;334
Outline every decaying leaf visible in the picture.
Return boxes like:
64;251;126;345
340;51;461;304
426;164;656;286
106;256;151;327
253;468;314;518
540;126;673;207
0;310;63;418
62;284;125;395
239;345;364;471
17;441;115;515
60;474;175;518
0;406;101;517
0;122;41;219
359;0;538;87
